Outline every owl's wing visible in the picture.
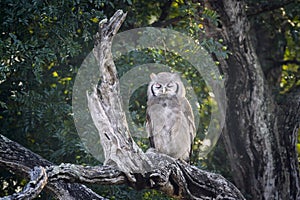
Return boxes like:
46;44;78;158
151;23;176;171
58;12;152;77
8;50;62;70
182;98;196;136
181;97;196;159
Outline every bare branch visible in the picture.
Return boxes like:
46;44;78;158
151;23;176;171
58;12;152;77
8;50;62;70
47;164;126;185
7;153;246;199
87;10;153;178
247;0;296;17
2;167;47;200
0;131;246;199
279;59;300;66
151;16;184;27
0;134;105;200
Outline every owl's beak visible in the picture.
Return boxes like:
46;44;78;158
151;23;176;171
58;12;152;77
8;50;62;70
162;87;166;94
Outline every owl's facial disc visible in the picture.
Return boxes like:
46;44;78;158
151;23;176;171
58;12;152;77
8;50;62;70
150;78;180;97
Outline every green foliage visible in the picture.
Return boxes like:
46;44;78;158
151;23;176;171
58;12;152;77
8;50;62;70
0;0;105;162
280;20;300;93
1;0;299;199
279;2;300;165
0;0;105;197
202;7;219;26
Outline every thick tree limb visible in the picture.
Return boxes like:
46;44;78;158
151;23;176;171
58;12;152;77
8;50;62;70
0;134;106;200
88;10;153;179
0;134;245;199
0;10;245;200
247;0;296;17
1;166;47;200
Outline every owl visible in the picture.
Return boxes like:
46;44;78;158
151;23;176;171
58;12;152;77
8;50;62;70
146;72;196;162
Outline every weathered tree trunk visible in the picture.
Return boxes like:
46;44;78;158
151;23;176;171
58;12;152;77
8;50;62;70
206;0;300;199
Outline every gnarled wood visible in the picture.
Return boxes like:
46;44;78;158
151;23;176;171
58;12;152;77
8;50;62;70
0;135;106;200
0;134;245;199
87;10;153;178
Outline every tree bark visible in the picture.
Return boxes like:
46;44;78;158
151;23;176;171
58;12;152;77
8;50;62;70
0;135;106;200
205;0;300;199
0;9;245;200
0;133;245;200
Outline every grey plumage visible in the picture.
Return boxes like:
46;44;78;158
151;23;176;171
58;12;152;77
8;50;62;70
146;72;195;161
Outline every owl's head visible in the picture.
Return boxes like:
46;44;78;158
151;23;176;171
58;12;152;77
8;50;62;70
147;72;186;98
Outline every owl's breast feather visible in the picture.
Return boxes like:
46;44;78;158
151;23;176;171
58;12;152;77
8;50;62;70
148;96;180;108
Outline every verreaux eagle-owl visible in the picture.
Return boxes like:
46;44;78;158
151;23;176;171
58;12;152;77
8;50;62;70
146;72;195;161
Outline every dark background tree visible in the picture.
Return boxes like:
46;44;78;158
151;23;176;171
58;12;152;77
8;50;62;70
203;1;300;199
0;0;299;199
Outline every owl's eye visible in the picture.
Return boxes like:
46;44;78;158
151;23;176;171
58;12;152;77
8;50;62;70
154;83;162;88
167;82;175;88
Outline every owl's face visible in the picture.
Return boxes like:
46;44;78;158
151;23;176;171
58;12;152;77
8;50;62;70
147;72;185;98
151;80;178;96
